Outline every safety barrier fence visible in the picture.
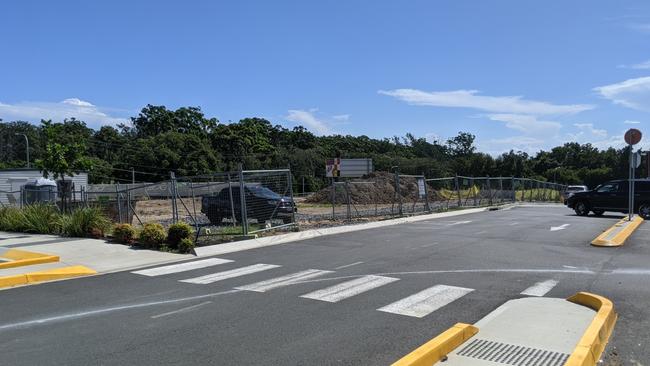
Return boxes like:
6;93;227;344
1;171;565;243
321;175;566;221
0;168;296;244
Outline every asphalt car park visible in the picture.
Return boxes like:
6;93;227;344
0;205;646;365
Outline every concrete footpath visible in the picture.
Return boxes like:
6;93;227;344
0;231;191;289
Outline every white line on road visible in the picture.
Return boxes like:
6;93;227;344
447;220;472;226
151;301;212;319
335;261;364;270
550;224;570;231
301;275;399;303
0;289;241;332
132;258;234;276
509;222;519;226
180;264;281;284
520;279;558;297
235;269;334;292
475;230;487;235
378;285;474;318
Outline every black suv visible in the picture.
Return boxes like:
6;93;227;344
201;184;296;225
566;179;650;219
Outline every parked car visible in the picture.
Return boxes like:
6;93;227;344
565;179;650;219
201;184;296;225
563;185;588;205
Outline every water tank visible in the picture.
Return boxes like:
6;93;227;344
22;178;58;204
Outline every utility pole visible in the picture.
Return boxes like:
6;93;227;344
14;133;29;168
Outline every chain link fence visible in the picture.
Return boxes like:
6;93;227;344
299;174;566;223
2;170;566;243
0;168;297;246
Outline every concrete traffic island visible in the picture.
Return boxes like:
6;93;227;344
592;215;644;247
392;292;617;366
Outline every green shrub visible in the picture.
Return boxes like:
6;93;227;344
60;207;111;238
167;222;194;249
138;223;166;249
112;223;137;244
0;207;28;232
178;237;195;254
21;204;61;234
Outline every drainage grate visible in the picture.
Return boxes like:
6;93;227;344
456;339;570;366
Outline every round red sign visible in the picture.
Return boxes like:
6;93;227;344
625;128;642;145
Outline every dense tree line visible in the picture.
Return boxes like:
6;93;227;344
0;105;637;190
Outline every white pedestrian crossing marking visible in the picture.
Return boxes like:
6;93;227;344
520;279;558;297
132;258;234;276
180;264;281;284
377;284;473;318
300;275;399;303
235;269;334;292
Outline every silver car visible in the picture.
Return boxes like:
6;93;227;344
564;185;588;204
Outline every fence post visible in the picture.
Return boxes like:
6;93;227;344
331;178;335;220
227;174;236;226
471;177;477;206
345;180;351;221
422;174;431;212
498;177;503;204
238;164;249;236
287;169;296;225
487;175;493;206
528;180;533;202
170;172;178;224
395;170;402;216
511;177;516;202
454;175;462;207
116;183;123;223
190;182;199;233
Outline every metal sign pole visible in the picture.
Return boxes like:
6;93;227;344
629;145;633;221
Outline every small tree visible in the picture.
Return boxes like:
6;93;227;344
35;121;92;211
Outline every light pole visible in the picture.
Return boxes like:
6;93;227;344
14;133;29;168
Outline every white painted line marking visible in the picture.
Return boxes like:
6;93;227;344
235;269;334;292
335;261;364;270
180;264;280;284
301;275;399;303
132;258;233;276
447;220;472;226
520;279;558;297
509;222;519;226
151;301;212;319
550;224;570;231
475;230;487;235
377;284;474;318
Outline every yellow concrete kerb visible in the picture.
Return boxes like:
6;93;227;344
565;292;618;366
391;323;478;366
0;265;97;289
591;215;644;247
0;248;60;269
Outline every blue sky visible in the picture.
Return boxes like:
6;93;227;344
3;1;650;154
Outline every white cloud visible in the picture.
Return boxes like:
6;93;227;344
593;76;650;110
0;98;129;128
286;109;332;135
624;120;641;124
378;89;594;115
573;123;607;138
627;23;650;33
486;114;562;136
332;114;350;122
619;60;650;69
478;136;546;156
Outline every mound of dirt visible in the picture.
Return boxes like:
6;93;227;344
305;171;424;204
